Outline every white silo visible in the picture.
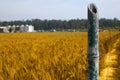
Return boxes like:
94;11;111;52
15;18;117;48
25;24;29;32
12;25;15;28
8;25;11;28
28;25;34;32
20;25;25;32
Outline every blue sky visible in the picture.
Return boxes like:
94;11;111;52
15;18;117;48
0;0;120;21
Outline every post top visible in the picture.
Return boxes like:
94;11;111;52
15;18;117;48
88;3;98;14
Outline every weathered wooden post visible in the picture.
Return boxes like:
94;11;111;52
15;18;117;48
88;3;99;80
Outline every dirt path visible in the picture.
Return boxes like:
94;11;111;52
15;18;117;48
100;38;120;80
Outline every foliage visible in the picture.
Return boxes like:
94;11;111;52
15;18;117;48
0;18;120;30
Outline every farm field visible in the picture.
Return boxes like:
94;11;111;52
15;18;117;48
0;31;120;80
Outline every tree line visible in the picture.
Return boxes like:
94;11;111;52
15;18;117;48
0;18;120;30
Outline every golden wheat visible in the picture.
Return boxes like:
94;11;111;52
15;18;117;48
0;31;119;80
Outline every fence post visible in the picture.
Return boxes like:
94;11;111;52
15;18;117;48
88;3;99;80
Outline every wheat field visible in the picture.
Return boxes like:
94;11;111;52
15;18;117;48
0;30;120;80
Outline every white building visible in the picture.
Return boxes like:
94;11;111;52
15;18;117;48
19;25;34;32
0;27;9;32
26;25;34;32
20;25;25;32
0;25;34;33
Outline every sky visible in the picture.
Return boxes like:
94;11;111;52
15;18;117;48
0;0;120;21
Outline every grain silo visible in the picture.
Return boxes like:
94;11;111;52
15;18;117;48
28;25;34;32
20;25;25;32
